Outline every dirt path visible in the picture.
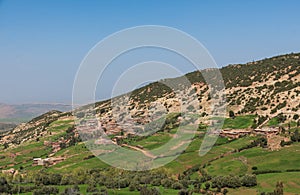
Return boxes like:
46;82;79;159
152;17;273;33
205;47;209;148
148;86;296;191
121;144;156;158
257;114;276;128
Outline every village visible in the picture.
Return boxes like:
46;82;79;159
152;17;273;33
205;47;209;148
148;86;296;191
217;127;280;139
27;118;283;168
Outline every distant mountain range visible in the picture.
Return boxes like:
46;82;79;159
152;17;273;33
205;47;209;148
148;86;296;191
0;103;71;124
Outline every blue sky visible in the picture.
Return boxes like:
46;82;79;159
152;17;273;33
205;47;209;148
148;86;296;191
0;0;300;104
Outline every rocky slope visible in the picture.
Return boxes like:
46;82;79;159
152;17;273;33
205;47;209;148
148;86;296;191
89;52;300;135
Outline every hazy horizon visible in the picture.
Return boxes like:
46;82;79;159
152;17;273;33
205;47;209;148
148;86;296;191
1;0;300;104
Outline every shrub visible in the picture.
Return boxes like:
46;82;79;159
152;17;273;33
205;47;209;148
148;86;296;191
240;174;257;187
0;177;11;193
252;166;258;170
172;182;184;190
33;186;59;195
161;178;173;188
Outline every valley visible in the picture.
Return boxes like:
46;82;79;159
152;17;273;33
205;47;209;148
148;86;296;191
0;53;300;194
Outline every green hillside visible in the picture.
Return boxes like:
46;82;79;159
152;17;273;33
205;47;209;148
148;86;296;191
0;114;299;194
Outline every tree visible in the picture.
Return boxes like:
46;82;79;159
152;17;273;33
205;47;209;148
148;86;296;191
293;114;299;121
273;181;284;195
229;110;235;119
178;189;190;195
161;178;173;188
223;189;228;195
276;113;286;123
33;186;59;195
226;175;242;188
0;177;11;193
150;178;161;186
60;186;80;195
86;184;98;193
204;182;210;190
241;174;257;187
291;129;299;142
128;183;136;191
172;182;183;190
3;142;9;149
140;186;160;195
99;187;108;195
49;173;62;185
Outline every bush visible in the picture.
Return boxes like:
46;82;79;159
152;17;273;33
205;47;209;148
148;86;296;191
172;182;184;190
129;181;140;191
178;189;190;195
253;170;282;175
60;186;80;195
0;177;11;193
86;185;98;193
161;178;173;188
229;110;235;118
129;183;136;191
252;166;258;170
140;186;160;195
33;186;59;195
11;185;36;194
240;174;257;187
151;178;161;186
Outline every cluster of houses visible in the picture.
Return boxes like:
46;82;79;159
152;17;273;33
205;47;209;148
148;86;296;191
217;127;280;139
32;157;65;166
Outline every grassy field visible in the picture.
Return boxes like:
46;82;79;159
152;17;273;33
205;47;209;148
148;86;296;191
206;142;300;174
165;136;256;173
229;172;300;194
2;115;300;194
222;115;255;129
131;132;173;150
268;117;279;126
0;141;50;170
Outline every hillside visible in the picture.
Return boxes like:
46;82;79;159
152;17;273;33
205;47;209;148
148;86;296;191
0;52;300;194
90;52;300;137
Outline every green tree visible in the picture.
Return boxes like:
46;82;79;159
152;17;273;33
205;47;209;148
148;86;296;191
3;142;9;149
229;110;235;119
33;186;59;195
178;189;190;195
140;186;160;195
172;182;183;190
273;181;284;195
0;177;11;193
291;129;299;142
223;189;228;195
60;186;80;195
293;114;299;120
161;178;173;188
241;174;257;187
204;182;210;190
